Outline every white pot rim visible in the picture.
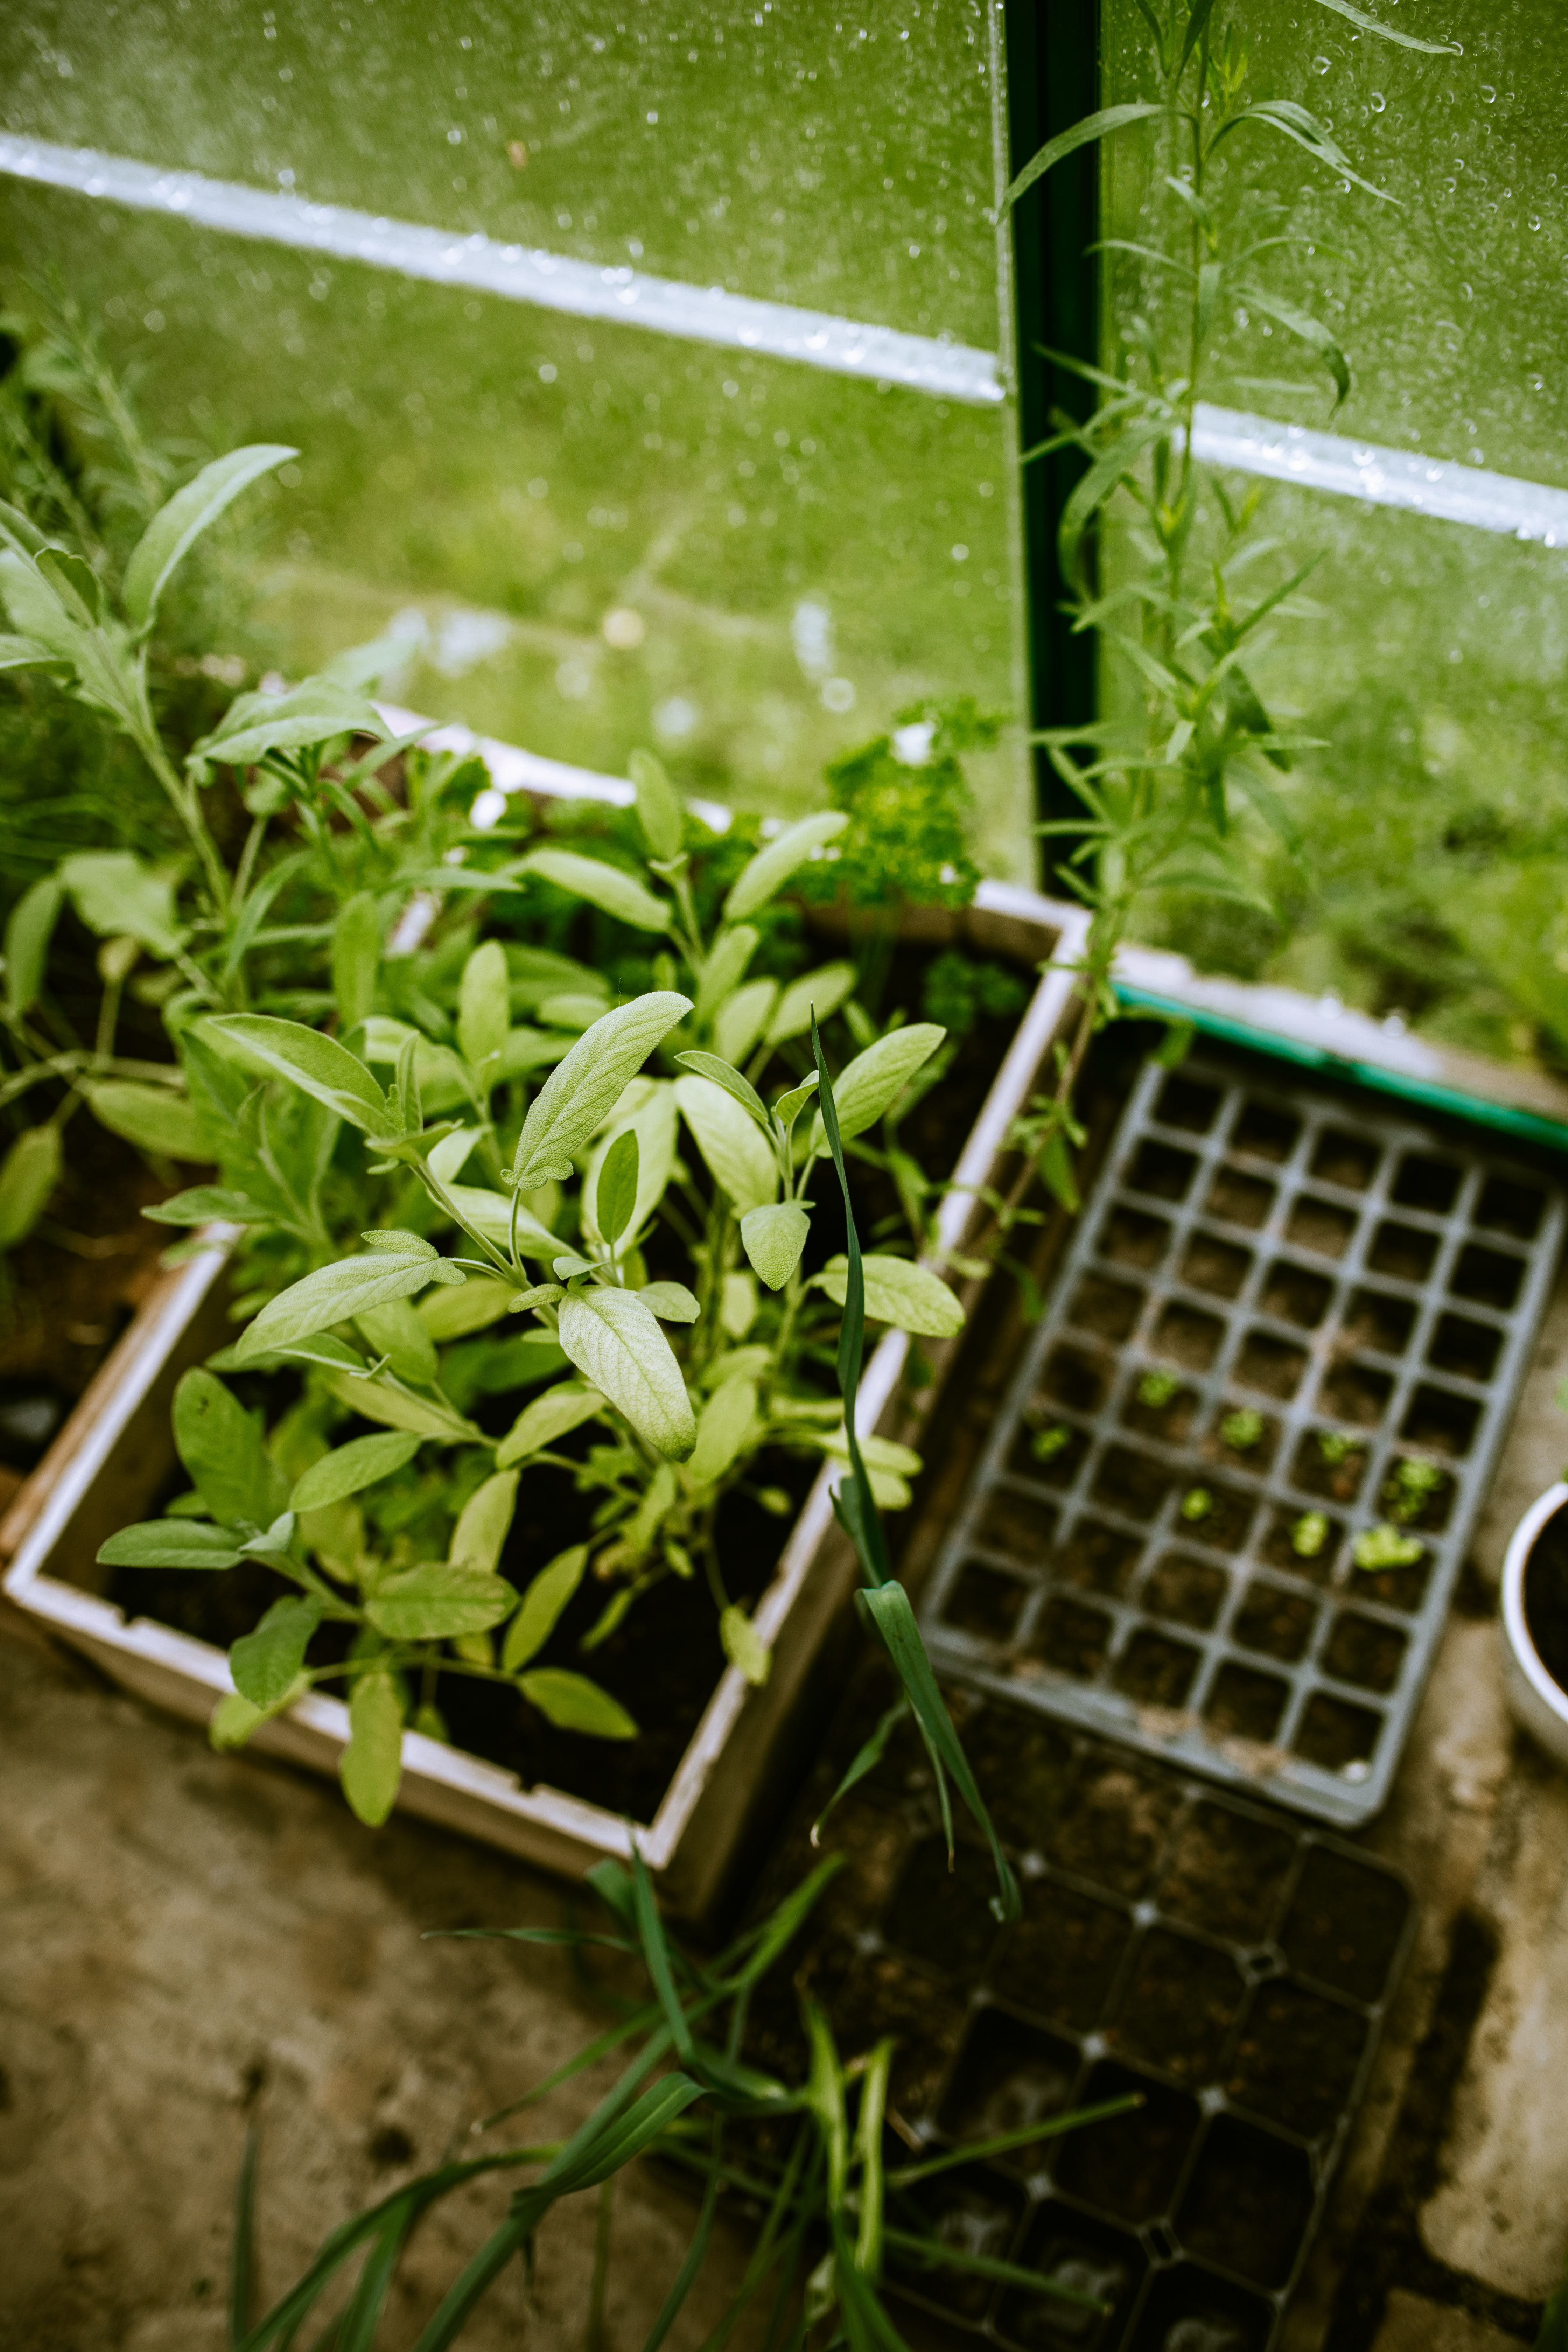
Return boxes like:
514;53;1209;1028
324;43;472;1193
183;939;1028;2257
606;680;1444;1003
1502;1479;1568;1727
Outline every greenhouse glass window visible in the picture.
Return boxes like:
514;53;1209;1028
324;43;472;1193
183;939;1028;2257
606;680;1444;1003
1088;0;1568;1056
0;0;1034;876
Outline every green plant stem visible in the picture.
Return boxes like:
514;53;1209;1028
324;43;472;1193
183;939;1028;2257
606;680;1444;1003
124;707;232;920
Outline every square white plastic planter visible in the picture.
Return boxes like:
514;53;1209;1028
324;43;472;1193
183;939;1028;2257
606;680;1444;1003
0;882;1081;1922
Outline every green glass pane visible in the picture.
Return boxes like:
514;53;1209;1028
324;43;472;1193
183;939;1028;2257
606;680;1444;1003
1103;0;1567;484
1;0;999;345
1138;483;1568;1062
0;181;1027;873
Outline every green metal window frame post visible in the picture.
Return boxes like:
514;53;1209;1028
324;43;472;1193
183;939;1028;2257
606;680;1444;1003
1001;0;1101;880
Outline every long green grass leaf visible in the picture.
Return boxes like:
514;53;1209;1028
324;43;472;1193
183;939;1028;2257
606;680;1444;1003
230;2121;261;2351
630;1842;695;2061
887;2094;1143;2186
1003;104;1171;212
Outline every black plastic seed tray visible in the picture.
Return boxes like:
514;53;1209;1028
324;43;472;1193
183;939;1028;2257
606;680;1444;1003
745;1682;1415;2352
920;1049;1565;1828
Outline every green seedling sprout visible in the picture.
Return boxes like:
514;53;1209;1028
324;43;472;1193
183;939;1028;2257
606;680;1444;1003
1138;1367;1181;1409
1181;1486;1214;1523
1318;1430;1365;1469
1353;1524;1424;1572
1384;1455;1445;1522
1220;1408;1265;1452
1032;1423;1073;1464
1292;1511;1330;1560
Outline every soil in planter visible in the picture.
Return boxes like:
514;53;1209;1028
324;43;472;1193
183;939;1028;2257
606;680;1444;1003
920;1040;1566;1825
0;1117;175;1511
1522;1499;1568;1697
112;1438;816;1826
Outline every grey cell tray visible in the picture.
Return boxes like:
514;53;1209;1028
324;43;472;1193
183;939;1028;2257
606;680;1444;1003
744;1679;1416;2352
920;1047;1566;1827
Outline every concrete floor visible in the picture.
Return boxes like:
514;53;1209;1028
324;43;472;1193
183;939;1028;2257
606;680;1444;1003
6;1273;1568;2349
0;1612;760;2351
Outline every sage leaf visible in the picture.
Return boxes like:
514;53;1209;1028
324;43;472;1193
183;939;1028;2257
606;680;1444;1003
97;1519;245;1571
740;1202;810;1292
59;850;180;956
289;1431;421;1512
355;1293;439;1384
366;1562;517;1640
174;1368;291;1529
123;443;297;628
237;1252;459;1362
689;1378;757;1487
557;1289;696;1461
0;1124;61;1252
638;1280;700;1323
817;1253;965;1337
457;938;510;1072
331;890;382;1031
192;677;385;771
495;1380;607;1468
426;1126;481;1186
320;1370;480;1443
517;1668;638;1738
450;1470;519;1576
671;1050;769;1129
142;1184;265;1227
4;875;61;1015
510;990;692;1190
230;1596;322;1711
723;810;848;921
722;1268;758;1340
629;746;683;860
516;847;670;932
674;1073;778;1213
211;1013;387;1132
765;962;857;1046
210;1687;282;1752
85;1080;209;1163
502;1543;588;1671
772;1073;820;1131
694;922;758;1022
341;1671;404;1825
808;1023;945;1152
417;1275;518;1341
595;1127;640;1247
719;1604;772;1688
580;1079;676;1250
714;978;778;1067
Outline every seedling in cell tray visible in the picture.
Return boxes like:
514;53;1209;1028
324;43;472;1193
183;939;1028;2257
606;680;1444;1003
922;1047;1566;1827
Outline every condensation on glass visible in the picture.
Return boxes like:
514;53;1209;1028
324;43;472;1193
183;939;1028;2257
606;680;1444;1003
0;2;1029;869
1098;0;1568;1049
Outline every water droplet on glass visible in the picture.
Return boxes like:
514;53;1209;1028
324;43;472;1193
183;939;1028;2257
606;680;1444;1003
1370;91;1385;113
1480;83;1496;101
1530;214;1542;230
1313;54;1330;72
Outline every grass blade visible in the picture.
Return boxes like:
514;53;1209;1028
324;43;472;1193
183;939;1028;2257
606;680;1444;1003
230;2119;261;2351
629;1841;695;2061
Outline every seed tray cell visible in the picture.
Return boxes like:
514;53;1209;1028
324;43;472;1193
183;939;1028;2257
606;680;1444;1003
744;1682;1414;2352
922;1050;1566;1826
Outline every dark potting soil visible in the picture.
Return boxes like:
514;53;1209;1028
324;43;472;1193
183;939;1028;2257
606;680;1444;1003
105;971;1026;1826
110;1441;816;1826
0;1116;175;1489
1522;1500;1568;1697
